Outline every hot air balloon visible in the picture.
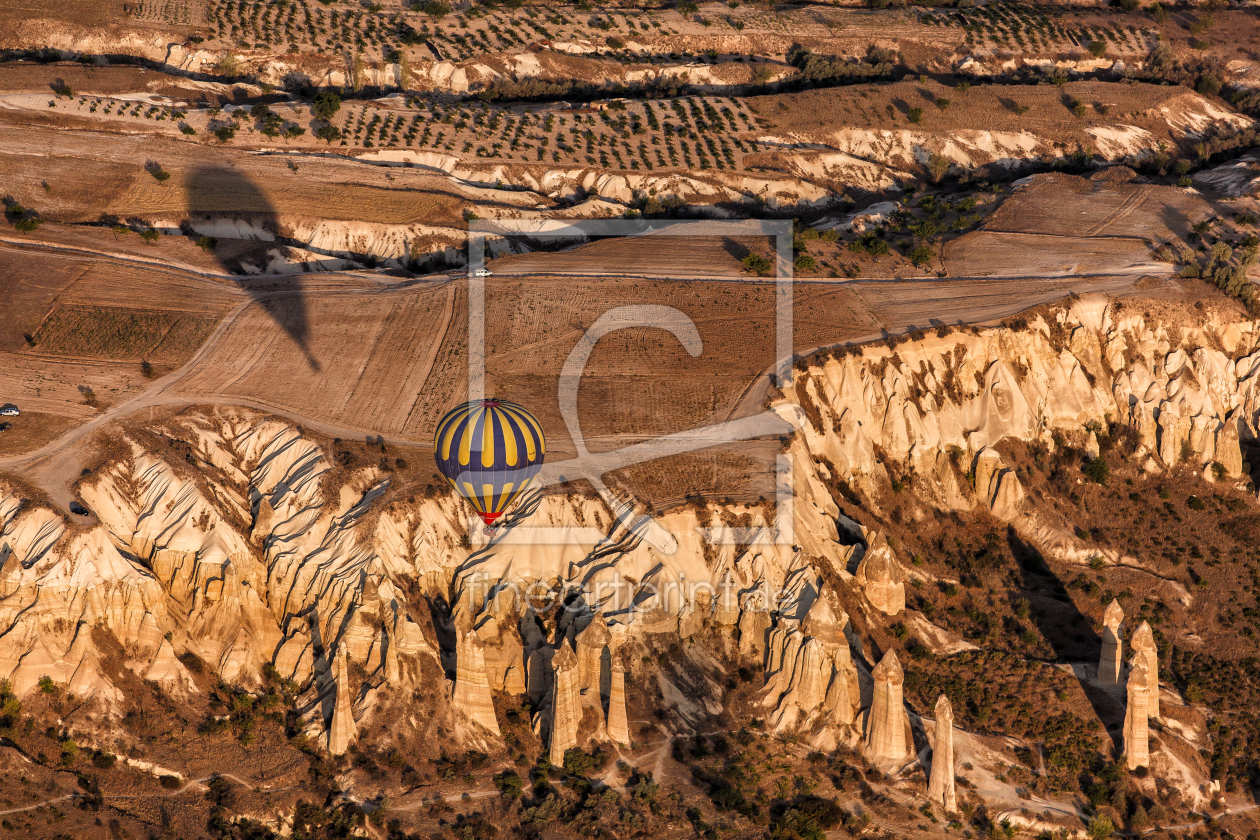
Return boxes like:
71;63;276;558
433;398;546;533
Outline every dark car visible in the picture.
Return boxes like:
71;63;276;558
70;502;90;516
0;423;9;432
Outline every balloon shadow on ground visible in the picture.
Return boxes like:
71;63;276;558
183;164;320;371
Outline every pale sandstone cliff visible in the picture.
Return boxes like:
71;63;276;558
0;295;1249;776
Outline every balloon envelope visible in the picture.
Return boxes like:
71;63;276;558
433;399;546;526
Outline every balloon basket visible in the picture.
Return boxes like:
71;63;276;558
483;525;498;537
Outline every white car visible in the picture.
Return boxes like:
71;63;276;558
473;268;493;278
0;404;18;417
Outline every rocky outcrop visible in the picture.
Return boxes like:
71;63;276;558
763;588;860;732
973;447;1026;521
607;656;630;745
928;694;957;813
327;647;357;756
713;572;741;627
1130;620;1159;718
790;297;1258;518
1124;657;1151;770
549;645;580;765
855;532;905;615
575;612;611;698
452;630;501;736
865;650;911;765
1100;599;1124;686
738;595;772;659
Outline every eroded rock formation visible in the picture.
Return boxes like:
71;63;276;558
549;645;580;765
606;656;630;745
928;694;957;813
1100;599;1125;686
1124;658;1152;770
327;647;357;756
855;532;905;615
1130;620;1159;718
763;588;860;732
575;612;611;698
453;630;500;735
865;650;910;765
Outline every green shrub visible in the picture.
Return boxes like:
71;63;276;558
1083;457;1109;485
742;253;773;275
908;244;935;266
907;107;923;123
494;770;524;799
313;91;342;121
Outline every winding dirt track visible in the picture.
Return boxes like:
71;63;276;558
0;234;1147;511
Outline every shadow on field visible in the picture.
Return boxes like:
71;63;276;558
721;237;751;260
184;164;319;371
1007;527;1123;751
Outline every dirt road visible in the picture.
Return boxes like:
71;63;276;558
0;226;1149;512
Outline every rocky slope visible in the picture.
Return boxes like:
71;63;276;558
0;292;1255;831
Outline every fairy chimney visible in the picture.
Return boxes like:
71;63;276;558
928;694;957;812
1099;599;1124;685
864;650;910;764
856;532;905;615
1130;620;1159;717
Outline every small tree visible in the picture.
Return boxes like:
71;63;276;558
1088;815;1115;840
908;244;935;266
494;770;524;800
742;253;773;275
418;0;450;16
1088;40;1107;57
928;152;950;182
1083;456;1109;485
907;107;923;124
313;91;341;121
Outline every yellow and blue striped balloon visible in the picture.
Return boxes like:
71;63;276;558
433;398;546;527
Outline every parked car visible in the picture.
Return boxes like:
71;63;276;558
0;404;18;417
473;268;493;277
70;502;90;516
0;423;10;432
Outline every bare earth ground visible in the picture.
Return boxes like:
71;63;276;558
4;6;1260;836
746;81;1227;148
